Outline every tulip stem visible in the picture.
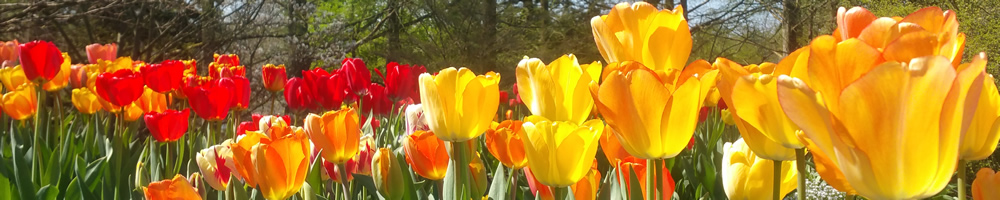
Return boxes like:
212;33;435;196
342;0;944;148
553;186;569;200
451;140;471;198
166;141;173;177
508;168;518;200
32;84;45;183
795;148;806;200
844;194;854;200
270;92;277;115
958;159;968;200
773;160;782;200
338;164;353;200
647;159;655;200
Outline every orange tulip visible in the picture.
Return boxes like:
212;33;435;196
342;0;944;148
833;7;964;66
143;174;202;200
262;64;286;92
304;108;360;164
485;120;527;169
135;87;168;113
252;123;310;200
617;157;675;200
403;130;449;180
0;40;16;65
599;127;631;165
973;168;1000;200
231;129;271;187
42;52;71;91
524;160;602;200
1;83;37;120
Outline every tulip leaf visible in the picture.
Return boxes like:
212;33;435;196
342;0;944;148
0;174;11;200
442;159;458;200
699;156;716;194
10;125;36;200
600;168;621;200
64;178;84;200
626;167;643;200
487;163;507;200
305;152;323;197
35;184;59;200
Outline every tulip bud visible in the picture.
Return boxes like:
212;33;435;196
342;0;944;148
188;172;205;195
135;161;148;187
372;148;405;200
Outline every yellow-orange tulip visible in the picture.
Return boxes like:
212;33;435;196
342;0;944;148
418;67;500;142
252;123;309;200
2;83;36;120
372;148;405;200
515;54;600;124
591;62;701;159
231;128;270;187
469;152;489;196
196;139;239;191
143;174;202;200
973;168;1000;200
833;7;964;66
616;157;674;200
722;138;797;200
304;108;360;164
715;51;806;161
42;52;71;91
590;2;690;73
123;103;144;122
599;127;630;165
777;52;982;198
961;56;1000;161
570;165;601;200
403;130;449;180
520;115;603;187
798;133;856;195
0;65;28;90
135;87;168;113
485;120;527;169
72;87;102;114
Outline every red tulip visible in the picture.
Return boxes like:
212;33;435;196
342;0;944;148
213;54;240;67
510;83;523;106
262;64;287;92
222;76;250;110
284;77;315;110
384;62;425;102
140;60;185;93
0;40;17;65
183;78;233;121
338;58;370;96
317;72;349;110
144;109;190;142
18;41;64;81
96;69;145;107
362;83;391;116
236;121;257;137
499;91;509;106
85;43;117;64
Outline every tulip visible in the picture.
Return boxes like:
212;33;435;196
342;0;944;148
262;64;286;92
135;88;168;113
71;87;102;114
339;58;370;96
722;138;797;200
372;148;405;200
418;67;500;142
833;7;964;66
323;158;355;183
231;130;267;187
0;40;17;64
18;41;64;82
236;121;257;137
510;83;523;106
961;58;1000;161
213;54;240;67
777;46;981;199
86;43;117;64
283;77;314;110
362;83;392;116
304;108;360;164
520;115;603;187
485;120;527;169
616;157;675;200
599;127;630;165
143;174;202;200
96;57;134;73
590;2;690;73
798;133;856;195
183;78;233;121
69;64;88;89
123;104;144;121
223;76;250;110
257;115;293;134
591;61;701;159
403;130;449;180
95;69;145;107
251;124;310;200
468;152;489;196
0;65;28;90
973;168;1000;200
140;60;185;93
1;83;37;120
144;109;190;142
196;139;239;191
353;135;377;175
385;62;426;102
404;104;430;135
42;53;71;91
515;54;601;124
217;65;246;78
525;162;604;200
715;54;806;161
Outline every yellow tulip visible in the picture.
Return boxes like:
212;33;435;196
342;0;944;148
231;131;267;187
418;67;500;142
777;53;981;198
832;7;964;66
143;174;202;200
42;53;71;91
715;50;807;161
372;148;405;200
196;139;239;191
123;103;143;122
722;138;797;200
973;168;1000;200
135;87;168;113
961;55;1000;161
304;108;360;164
590;2;691;73
484;120;527;169
469;152;488;196
0;65;28;90
252;122;309;200
590;62;700;159
72;87;102;114
515;54;600;124
798;133;856;195
2;83;37;120
520;115;603;187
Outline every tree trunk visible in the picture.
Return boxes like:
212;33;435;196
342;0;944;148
387;0;402;62
782;0;801;55
483;0;498;72
287;0;310;76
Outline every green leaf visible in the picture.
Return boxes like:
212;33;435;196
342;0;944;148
699;156;716;195
10;125;36;200
600;168;620;200
35;184;58;200
0;173;12;200
304;152;324;197
627;166;643;200
487;163;507;200
64;178;85;200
